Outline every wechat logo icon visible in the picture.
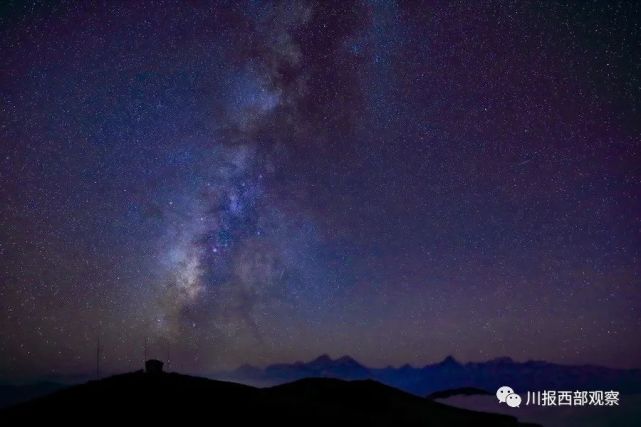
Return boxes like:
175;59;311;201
497;386;521;408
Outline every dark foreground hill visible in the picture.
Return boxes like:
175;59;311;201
1;370;537;426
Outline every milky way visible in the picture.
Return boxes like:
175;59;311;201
1;1;640;380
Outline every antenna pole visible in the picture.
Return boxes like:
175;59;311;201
96;335;101;379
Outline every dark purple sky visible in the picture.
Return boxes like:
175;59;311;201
1;1;640;380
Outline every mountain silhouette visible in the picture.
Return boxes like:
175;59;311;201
0;382;65;409
427;387;491;400
219;354;641;396
0;368;538;425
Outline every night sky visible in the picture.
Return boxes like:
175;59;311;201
1;1;640;381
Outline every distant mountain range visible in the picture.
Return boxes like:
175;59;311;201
0;382;65;409
1;369;537;425
215;355;641;397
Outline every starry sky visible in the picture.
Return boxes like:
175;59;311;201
1;1;640;381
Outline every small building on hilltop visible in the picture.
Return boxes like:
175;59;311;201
145;359;164;374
